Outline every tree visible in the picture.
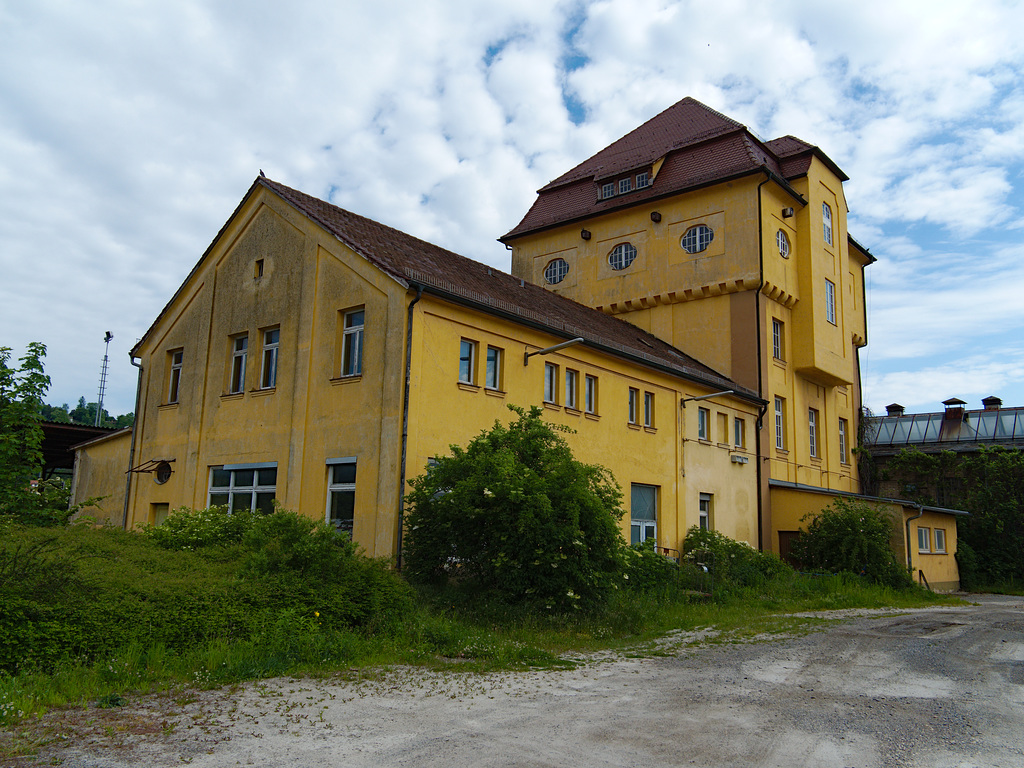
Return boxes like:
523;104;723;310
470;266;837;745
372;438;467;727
790;497;912;589
0;343;50;517
403;405;627;611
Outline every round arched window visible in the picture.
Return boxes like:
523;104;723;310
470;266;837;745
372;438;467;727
154;461;172;485
776;229;790;258
681;224;714;254
544;258;569;284
608;242;637;271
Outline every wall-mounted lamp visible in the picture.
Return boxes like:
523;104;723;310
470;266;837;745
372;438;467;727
650;211;662;223
524;337;585;365
581;229;591;240
680;390;735;407
782;207;795;218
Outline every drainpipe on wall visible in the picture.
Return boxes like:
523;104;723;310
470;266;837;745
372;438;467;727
122;356;144;529
905;502;925;574
754;168;771;552
396;284;424;570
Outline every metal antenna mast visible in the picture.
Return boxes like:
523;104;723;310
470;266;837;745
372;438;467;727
96;331;113;426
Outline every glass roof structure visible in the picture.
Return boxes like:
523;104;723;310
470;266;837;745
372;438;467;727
864;408;1024;449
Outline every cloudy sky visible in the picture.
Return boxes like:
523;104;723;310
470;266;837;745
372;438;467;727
2;0;1024;418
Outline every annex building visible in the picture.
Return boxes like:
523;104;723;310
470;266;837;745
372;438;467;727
76;97;963;587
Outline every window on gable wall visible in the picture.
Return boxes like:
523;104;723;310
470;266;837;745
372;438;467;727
229;335;248;394
167;349;183;404
260;327;279;389
341;309;364;376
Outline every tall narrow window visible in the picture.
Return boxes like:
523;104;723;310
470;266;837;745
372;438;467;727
699;493;713;530
809;408;820;458
485;346;502;390
630;483;657;545
565;369;578;409
917;526;930;553
628;388;639;424
825;279;837;325
644;392;654;428
734;417;745;448
774;397;786;450
341;309;364;377
167;349;183;404
229;335;248;394
585;374;598;414
327;459;356;536
459;339;477;384
823;202;833;246
543;362;558;403
260;327;279;389
698;407;710;440
839;418;849;464
772;318;784;361
933;528;946;553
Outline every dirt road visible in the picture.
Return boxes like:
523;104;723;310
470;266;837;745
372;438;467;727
21;594;1024;767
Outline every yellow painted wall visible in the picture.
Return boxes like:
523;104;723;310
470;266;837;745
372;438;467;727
71;429;132;526
906;510;961;592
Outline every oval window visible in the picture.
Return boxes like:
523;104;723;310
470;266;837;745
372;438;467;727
544;258;569;284
776;229;790;258
154;461;172;485
681;225;714;254
608;243;637;271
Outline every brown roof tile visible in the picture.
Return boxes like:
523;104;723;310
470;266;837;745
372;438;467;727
260;177;754;399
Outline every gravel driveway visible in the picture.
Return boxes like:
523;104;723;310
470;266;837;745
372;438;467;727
16;594;1024;768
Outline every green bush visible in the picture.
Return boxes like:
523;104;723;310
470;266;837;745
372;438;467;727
622;542;684;591
140;504;255;549
790;498;912;589
682;527;792;587
403;405;627;612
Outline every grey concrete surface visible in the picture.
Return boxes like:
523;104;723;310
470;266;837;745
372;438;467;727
28;595;1024;768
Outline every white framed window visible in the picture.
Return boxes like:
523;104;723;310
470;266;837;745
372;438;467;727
544;258;569;285
772;318;784;361
699;492;713;530
776;229;790;258
602;182;615;199
229;334;248;394
485;346;502;390
565;369;578;409
631;483;657;545
208;463;276;514
644;392;654;428
809;408;820;458
698;406;710;440
544;362;558;403
326;458;356;536
459;339;477;384
823;202;833;246
341;308;364;377
260;327;279;389
681;225;714;254
933;528;947;553
636;171;649;188
619;177;632;194
628;387;639;424
585;374;598;414
839;418;849;464
734;417;744;448
774;397;786;450
918;526;931;553
609;242;637;271
825;279;837;325
167;349;183;404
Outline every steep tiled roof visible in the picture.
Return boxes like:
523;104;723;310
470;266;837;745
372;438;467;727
260;177;755;399
501;97;847;241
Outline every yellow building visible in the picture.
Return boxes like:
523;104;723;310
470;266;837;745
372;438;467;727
110;176;763;559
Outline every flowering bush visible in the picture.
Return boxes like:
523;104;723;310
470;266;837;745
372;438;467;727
682;527;790;586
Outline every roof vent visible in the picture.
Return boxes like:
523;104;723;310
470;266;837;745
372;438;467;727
885;403;905;417
982;395;1002;410
942;397;967;422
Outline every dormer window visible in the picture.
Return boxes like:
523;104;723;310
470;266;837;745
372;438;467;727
601;182;615;199
619;178;632;194
636;172;649;188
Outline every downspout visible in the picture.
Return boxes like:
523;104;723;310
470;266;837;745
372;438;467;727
396;284;423;570
754;168;771;551
905;502;925;574
122;355;144;529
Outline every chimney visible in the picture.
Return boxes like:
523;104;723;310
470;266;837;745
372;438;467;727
982;395;1002;411
886;403;905;417
940;398;967;440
